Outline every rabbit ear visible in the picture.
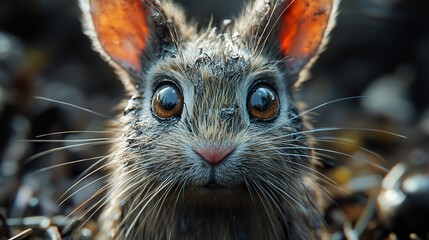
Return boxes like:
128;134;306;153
79;0;192;91
80;0;149;75
278;0;338;81
236;0;338;84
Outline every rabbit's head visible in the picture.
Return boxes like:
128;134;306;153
80;0;338;238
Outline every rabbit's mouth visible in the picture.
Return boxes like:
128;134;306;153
202;164;225;189
204;175;224;189
184;184;249;206
204;183;224;190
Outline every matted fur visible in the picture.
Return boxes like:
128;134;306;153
78;0;339;239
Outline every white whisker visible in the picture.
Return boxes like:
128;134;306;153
35;96;122;123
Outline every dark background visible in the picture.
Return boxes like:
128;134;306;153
0;0;428;239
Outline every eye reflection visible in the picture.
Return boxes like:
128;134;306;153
247;84;279;121
152;83;183;119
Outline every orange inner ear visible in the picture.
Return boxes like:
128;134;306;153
279;0;333;63
89;0;149;72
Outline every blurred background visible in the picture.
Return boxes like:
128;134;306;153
0;0;428;239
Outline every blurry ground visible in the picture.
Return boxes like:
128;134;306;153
0;0;428;239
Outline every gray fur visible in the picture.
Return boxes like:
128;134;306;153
78;0;338;239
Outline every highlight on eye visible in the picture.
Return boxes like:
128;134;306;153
247;83;279;121
152;82;183;119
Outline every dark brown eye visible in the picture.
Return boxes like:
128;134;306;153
247;84;279;121
152;83;183;119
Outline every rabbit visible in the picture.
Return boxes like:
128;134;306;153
78;0;339;239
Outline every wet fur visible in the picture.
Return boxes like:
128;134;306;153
79;0;337;239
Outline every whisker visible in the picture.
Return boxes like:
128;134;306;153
119;178;157;227
314;137;385;164
25;140;116;164
136;178;176;238
72;184;111;228
36;130;118;138
59;155;113;204
258;181;289;227
34;96;122;123
265;134;385;166
105;173;156;231
249;180;280;240
59;173;112;207
242;175;255;203
267;127;405;141
170;175;190;219
264;96;366;134
31;156;106;174
281;145;389;172
68;172;150;229
260;152;345;192
81;177;144;226
64;183;110;220
125;177;174;238
24;138;116;143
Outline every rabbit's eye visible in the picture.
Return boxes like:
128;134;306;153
152;83;183;119
247;84;279;121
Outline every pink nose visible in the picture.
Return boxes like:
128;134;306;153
194;146;235;165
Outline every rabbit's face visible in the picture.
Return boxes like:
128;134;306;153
80;0;337;238
120;35;311;203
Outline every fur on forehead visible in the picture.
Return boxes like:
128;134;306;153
148;28;282;86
